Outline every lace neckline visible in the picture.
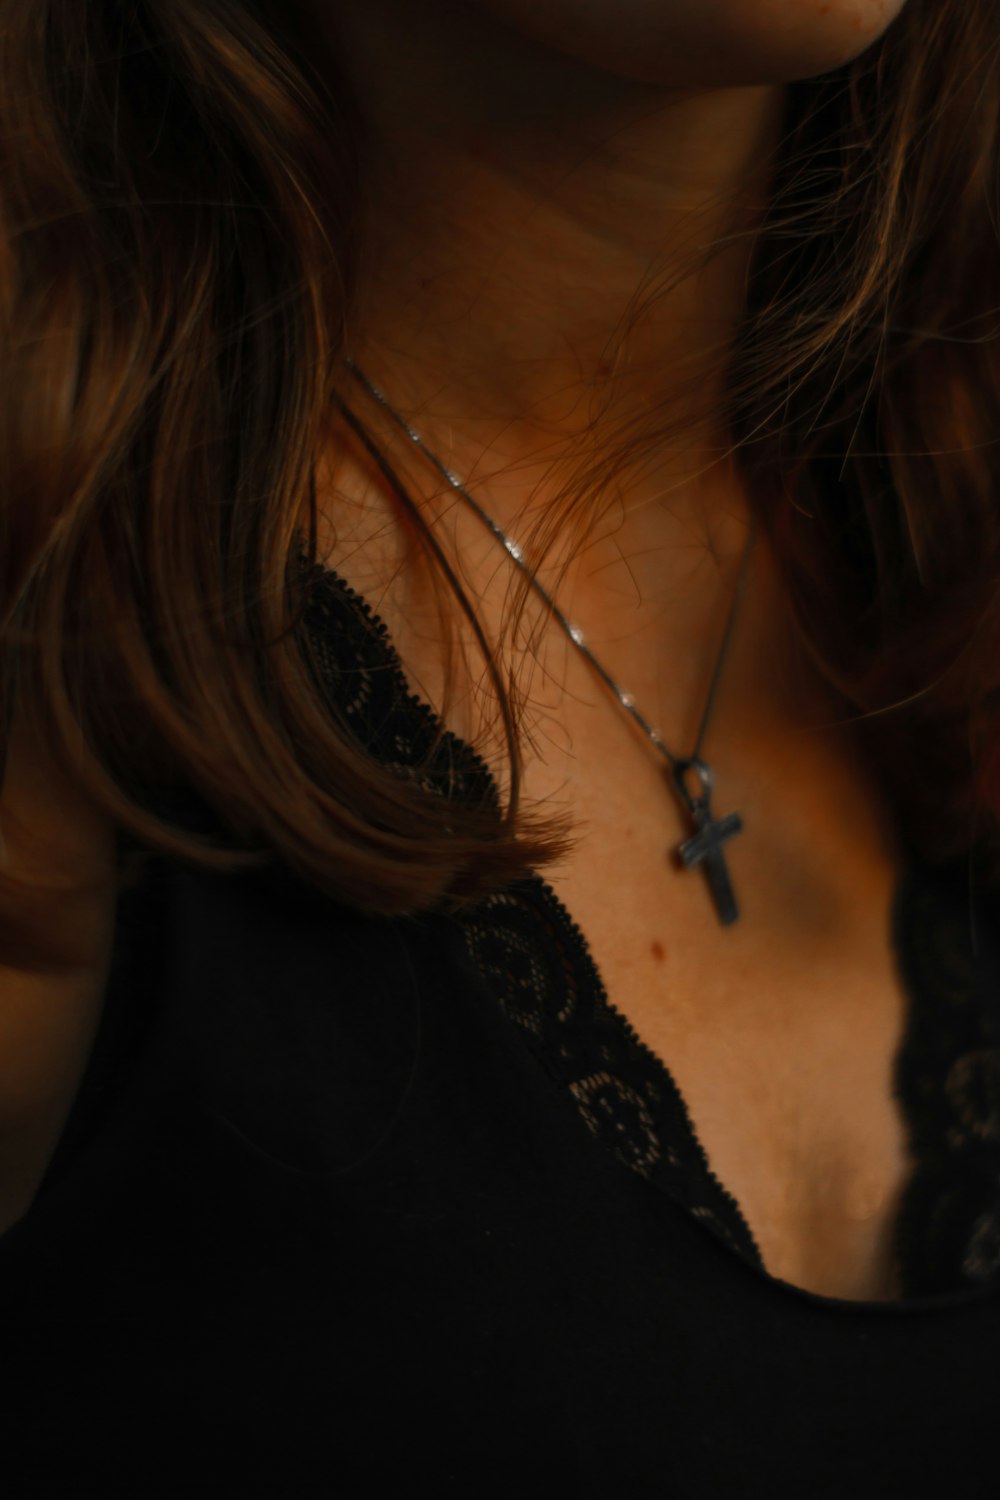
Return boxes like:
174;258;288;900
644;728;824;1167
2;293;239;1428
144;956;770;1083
294;539;1000;1312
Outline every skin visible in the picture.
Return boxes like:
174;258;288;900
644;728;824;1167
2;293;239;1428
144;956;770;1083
297;0;917;865
306;0;911;753
302;0;918;1299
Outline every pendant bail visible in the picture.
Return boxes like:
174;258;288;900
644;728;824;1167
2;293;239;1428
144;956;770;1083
670;755;715;818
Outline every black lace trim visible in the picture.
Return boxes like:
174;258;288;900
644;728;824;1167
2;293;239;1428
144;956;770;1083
890;867;1000;1295
295;548;500;817
294;542;1000;1302
454;876;765;1265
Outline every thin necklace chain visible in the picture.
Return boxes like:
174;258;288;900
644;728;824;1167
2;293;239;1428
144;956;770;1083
344;357;758;781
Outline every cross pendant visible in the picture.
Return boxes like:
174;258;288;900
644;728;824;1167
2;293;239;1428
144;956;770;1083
668;757;744;927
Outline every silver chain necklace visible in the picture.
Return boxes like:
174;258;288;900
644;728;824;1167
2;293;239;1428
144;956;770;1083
345;358;758;927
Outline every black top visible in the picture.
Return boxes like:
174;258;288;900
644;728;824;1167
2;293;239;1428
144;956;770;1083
3;554;1000;1497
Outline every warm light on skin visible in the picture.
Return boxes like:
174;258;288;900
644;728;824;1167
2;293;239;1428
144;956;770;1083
321;0;911;479
305;0;912;736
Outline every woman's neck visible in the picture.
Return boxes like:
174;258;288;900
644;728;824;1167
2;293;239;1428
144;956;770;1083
302;0;885;788
322;0;787;525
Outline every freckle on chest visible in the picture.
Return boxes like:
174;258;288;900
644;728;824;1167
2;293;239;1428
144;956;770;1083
650;939;665;962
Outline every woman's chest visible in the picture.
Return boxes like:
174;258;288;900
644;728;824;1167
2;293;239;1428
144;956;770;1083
527;762;916;1303
584;934;912;1299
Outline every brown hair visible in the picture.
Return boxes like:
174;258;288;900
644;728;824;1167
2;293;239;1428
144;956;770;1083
2;0;1000;973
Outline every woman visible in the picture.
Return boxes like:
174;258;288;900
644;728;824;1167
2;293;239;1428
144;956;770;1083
2;0;999;1490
